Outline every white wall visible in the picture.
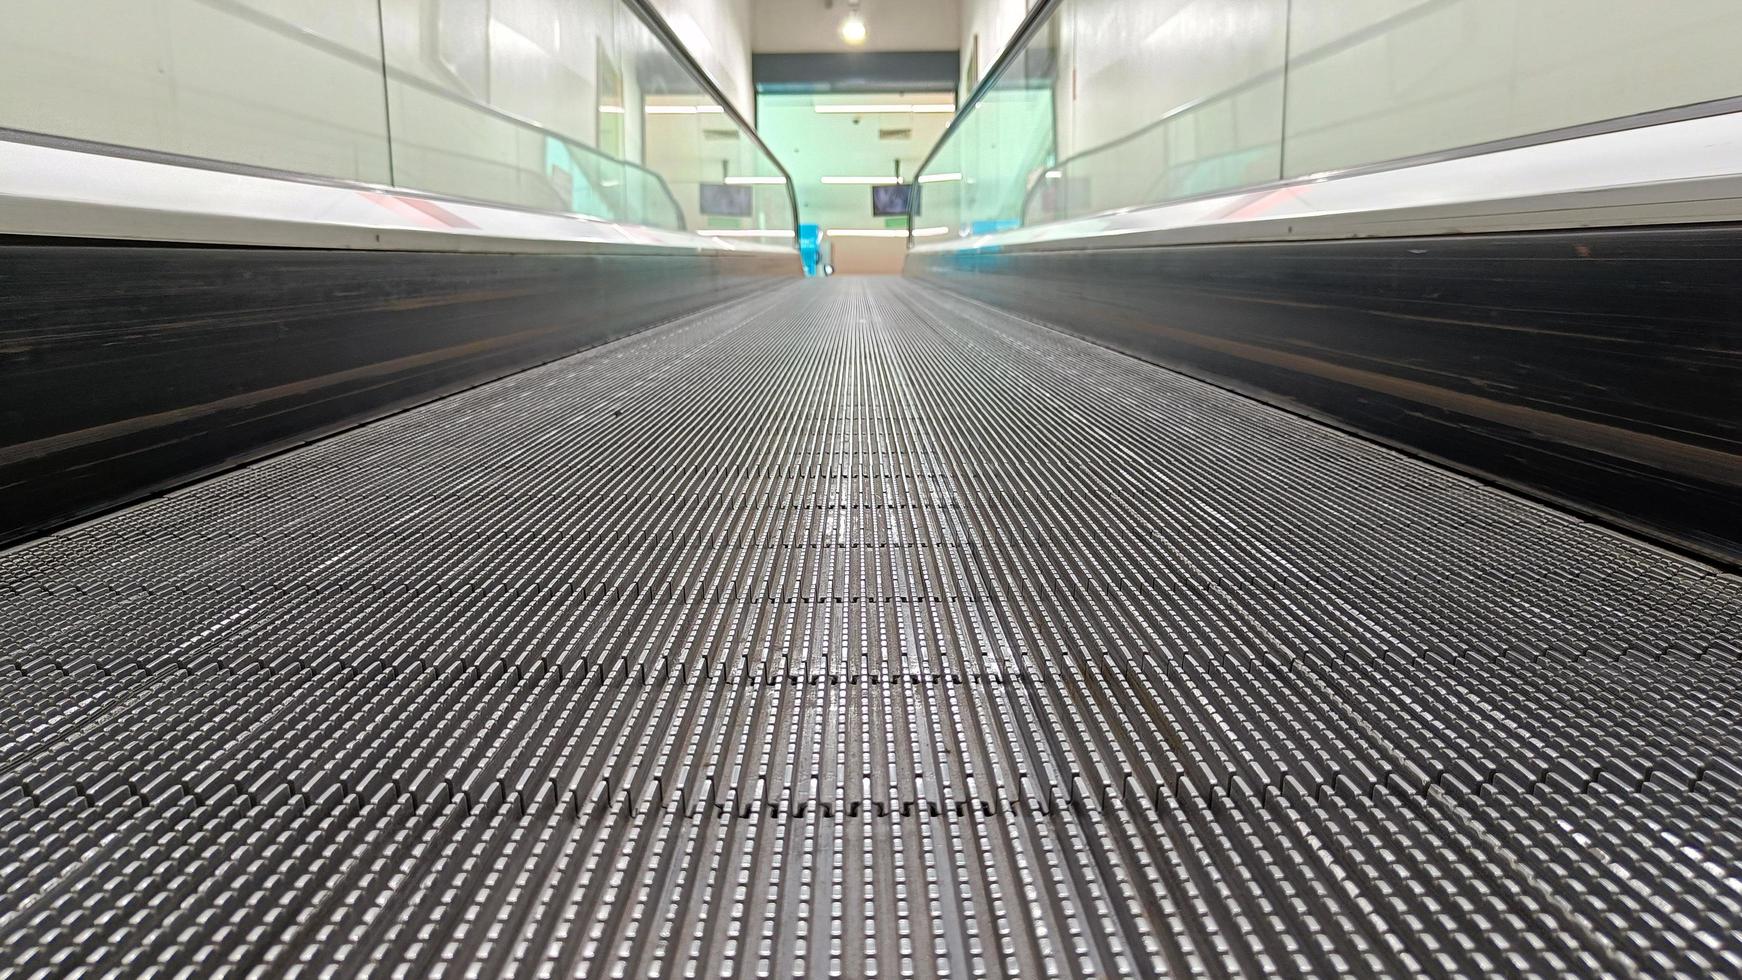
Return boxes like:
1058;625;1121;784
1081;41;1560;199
957;0;1027;95
382;0;648;218
0;0;392;182
649;0;755;113
1283;0;1742;176
0;0;781;233
1057;0;1286;213
923;0;1742;232
753;0;961;54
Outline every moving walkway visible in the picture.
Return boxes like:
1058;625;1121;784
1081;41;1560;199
2;280;1738;976
4;0;1742;975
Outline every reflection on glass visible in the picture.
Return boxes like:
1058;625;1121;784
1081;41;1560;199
916;0;1742;238
382;0;792;234
0;0;794;238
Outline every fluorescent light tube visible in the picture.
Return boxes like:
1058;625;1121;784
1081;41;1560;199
697;229;795;238
814;104;955;114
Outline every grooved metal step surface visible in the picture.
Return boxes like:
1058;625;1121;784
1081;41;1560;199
2;278;1740;978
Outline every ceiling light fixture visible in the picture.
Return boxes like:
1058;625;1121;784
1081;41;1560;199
813;104;955;114
839;1;867;45
820;176;901;185
916;172;962;183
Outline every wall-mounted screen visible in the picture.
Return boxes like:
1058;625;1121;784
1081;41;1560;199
699;183;753;216
870;183;912;216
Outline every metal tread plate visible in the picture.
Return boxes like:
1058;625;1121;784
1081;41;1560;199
1;278;1738;977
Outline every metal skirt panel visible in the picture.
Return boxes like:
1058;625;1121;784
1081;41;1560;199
909;225;1742;568
0;242;795;547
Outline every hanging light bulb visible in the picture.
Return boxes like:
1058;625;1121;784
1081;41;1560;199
839;3;867;45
